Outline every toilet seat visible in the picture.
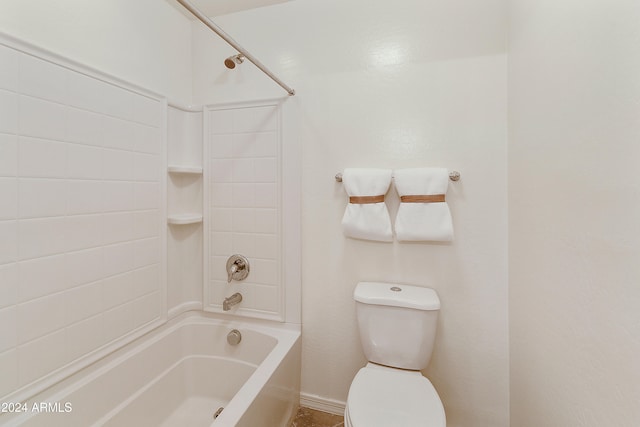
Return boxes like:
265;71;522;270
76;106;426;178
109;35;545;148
345;365;446;427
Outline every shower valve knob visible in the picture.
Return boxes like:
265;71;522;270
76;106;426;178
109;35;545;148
226;254;250;283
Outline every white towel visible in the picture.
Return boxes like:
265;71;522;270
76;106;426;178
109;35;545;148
341;168;393;242
394;168;454;242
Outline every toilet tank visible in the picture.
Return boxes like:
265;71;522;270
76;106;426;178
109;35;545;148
354;282;440;370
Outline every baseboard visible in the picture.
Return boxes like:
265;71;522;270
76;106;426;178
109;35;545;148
299;392;346;416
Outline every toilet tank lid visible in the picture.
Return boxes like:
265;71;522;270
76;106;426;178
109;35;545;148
354;282;440;311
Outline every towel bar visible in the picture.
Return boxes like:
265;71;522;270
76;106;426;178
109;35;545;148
334;171;460;182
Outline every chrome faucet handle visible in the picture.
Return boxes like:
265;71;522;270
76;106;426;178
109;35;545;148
227;263;238;283
226;254;250;283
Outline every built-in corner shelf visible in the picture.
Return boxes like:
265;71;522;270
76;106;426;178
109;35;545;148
167;214;203;225
167;165;202;226
168;165;203;175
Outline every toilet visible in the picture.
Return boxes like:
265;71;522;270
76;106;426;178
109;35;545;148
344;282;446;427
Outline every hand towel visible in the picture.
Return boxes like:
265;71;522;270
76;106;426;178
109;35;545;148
394;168;454;242
341;168;393;242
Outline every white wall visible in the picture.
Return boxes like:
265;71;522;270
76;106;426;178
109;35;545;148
3;1;639;424
0;0;193;103
509;1;640;426
192;1;509;425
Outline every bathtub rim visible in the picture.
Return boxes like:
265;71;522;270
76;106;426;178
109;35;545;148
3;310;301;427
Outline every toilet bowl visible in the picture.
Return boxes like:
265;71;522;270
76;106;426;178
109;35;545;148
344;363;445;427
345;282;446;426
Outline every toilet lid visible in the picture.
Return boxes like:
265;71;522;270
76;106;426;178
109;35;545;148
347;367;446;427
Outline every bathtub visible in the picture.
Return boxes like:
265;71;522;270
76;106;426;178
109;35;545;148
2;312;301;427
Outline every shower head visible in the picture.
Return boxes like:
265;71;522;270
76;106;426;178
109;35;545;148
224;54;245;69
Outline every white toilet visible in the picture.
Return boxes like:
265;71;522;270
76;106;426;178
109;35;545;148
344;282;446;427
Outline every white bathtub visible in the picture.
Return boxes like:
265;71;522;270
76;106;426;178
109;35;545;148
2;312;301;427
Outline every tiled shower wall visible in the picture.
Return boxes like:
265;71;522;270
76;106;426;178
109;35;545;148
0;40;165;399
205;104;282;320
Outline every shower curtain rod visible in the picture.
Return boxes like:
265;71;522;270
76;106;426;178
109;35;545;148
175;0;296;96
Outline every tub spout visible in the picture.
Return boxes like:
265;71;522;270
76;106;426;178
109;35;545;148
223;293;243;311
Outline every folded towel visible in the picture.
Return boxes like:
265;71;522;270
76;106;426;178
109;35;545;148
394;168;454;242
341;168;393;242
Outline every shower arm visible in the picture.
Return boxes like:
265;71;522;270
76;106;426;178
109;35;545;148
175;0;296;96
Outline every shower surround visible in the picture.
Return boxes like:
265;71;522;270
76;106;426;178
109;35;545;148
0;33;167;402
0;23;301;427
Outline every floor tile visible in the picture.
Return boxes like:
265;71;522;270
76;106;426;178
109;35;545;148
289;407;344;427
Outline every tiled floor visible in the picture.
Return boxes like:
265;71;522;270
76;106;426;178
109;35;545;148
289;407;345;427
